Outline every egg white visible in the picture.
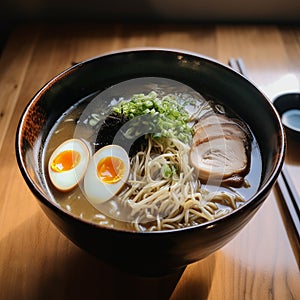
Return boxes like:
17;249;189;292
48;139;90;191
83;145;130;208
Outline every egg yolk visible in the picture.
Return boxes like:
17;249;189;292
51;150;81;172
97;156;125;184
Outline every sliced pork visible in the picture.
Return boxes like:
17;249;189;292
190;113;250;187
193;122;247;145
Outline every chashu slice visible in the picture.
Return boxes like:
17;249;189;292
193;122;247;145
190;136;248;182
193;113;237;132
190;113;250;187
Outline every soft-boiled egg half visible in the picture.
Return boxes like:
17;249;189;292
84;145;130;208
48;139;90;191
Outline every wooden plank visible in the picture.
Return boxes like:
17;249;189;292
0;26;39;152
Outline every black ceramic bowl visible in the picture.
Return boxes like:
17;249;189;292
16;49;285;276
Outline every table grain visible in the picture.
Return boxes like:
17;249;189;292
0;23;299;300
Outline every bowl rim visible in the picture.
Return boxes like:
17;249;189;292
15;47;286;235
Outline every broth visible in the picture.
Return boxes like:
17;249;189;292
43;77;262;231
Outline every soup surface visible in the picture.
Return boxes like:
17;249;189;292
43;77;262;231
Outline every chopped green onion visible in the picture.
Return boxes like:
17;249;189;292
112;91;193;142
161;164;178;179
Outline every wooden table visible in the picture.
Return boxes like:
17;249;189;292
0;23;299;299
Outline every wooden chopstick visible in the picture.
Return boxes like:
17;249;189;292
228;57;248;78
228;57;300;244
277;172;300;241
281;165;300;217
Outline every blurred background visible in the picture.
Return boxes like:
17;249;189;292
1;0;300;53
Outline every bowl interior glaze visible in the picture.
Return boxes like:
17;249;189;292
16;49;285;276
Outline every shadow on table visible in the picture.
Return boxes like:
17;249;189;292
0;212;216;300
